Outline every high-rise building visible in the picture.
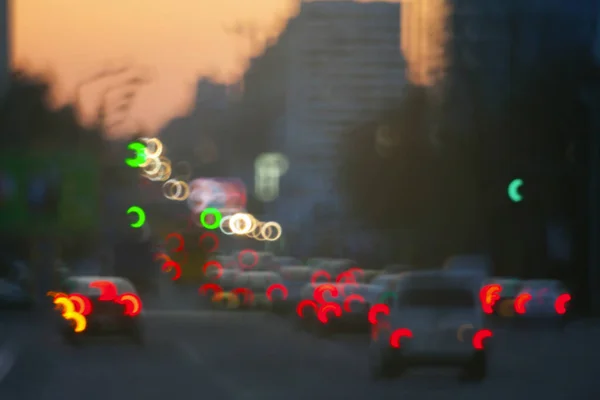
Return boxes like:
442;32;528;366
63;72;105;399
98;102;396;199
282;1;406;227
401;0;449;86
0;0;9;99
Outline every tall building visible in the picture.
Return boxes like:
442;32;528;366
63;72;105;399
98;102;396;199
281;1;406;230
401;0;449;86
0;0;9;99
444;0;598;124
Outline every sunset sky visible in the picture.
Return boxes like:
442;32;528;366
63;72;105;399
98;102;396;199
12;0;400;137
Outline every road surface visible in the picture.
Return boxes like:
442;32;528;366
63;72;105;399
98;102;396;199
1;303;599;400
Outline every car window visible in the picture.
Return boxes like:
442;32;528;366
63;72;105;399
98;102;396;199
398;288;475;308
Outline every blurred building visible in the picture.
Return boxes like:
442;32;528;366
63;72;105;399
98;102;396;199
233;1;407;255
443;0;598;129
0;0;9;99
282;1;406;236
401;0;449;86
157;77;234;184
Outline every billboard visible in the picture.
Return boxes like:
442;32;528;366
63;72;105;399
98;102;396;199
187;178;246;215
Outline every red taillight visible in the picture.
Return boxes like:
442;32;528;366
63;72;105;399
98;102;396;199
472;329;492;350
389;328;413;348
368;304;390;325
480;284;502;314
116;293;142;317
317;302;342;323
554;293;571;315
266;283;288;302
514;293;532;314
68;293;92;316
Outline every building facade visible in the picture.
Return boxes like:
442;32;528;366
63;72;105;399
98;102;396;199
401;0;449;86
279;1;406;248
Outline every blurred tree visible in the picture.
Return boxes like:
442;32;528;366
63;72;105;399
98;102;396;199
505;50;593;284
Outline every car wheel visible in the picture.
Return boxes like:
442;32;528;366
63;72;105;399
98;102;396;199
460;351;487;382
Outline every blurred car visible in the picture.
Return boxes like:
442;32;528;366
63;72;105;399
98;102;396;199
214;271;282;310
0;256;33;310
296;282;373;335
481;277;523;318
313;258;357;279
513;279;571;328
369;270;488;381
306;257;336;269
271;265;312;314
366;273;404;305
58;276;145;345
273;256;302;268
204;257;241;283
233;251;279;272
202;269;241;307
357;269;381;284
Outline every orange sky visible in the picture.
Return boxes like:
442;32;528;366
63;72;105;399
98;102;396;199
12;0;401;137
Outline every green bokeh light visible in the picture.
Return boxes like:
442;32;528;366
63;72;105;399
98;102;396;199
125;142;147;168
200;208;222;230
507;178;524;203
127;205;146;228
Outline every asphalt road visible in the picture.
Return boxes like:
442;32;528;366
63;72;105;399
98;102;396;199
1;284;599;400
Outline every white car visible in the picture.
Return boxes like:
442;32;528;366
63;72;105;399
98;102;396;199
369;270;490;381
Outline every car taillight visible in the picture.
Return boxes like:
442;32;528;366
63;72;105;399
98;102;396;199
472;329;492;350
554;293;571;315
389;328;413;348
514;293;532;314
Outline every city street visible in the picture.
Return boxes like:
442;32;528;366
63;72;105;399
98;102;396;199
1;300;599;400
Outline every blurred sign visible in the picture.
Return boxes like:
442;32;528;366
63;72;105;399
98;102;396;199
0;153;99;235
187;178;246;215
254;153;289;202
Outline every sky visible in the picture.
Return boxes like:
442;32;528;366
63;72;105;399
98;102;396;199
12;0;300;137
12;0;401;138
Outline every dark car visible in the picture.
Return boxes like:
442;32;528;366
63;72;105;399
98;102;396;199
58;276;145;345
